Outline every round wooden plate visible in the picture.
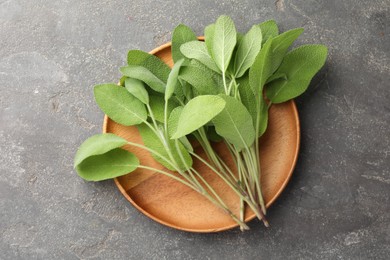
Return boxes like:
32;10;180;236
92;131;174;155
103;41;300;233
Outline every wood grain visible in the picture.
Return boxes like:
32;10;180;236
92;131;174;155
103;41;300;232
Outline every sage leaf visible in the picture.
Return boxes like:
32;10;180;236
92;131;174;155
76;148;139;181
233;25;262;78
149;94;179;123
249;38;274;95
237;75;257;125
74;133;128;168
266;44;328;103
137;123;192;171
249;28;303;95
212;15;237;73
172;95;226;139
120;65;166;93
172;24;197;63
179;65;218;95
168;106;193;152
127;50;170;82
180;41;220;73
257;97;269;137
125;78;149;104
237;76;269;137
204;23;215;57
212;95;255;151
258;20;278;44
269;28;304;73
165;59;184;101
94;84;147;126
168;106;184;138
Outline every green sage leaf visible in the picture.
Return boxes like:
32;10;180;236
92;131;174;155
233;24;262;78
127;50;170;82
212;95;255;151
125;78;149;104
76;148;139;181
172;95;226;139
204;23;215;57
94;84;147;126
249;28;303;95
212;15;237;73
137;123;192;171
179;65;219;95
266;44;328;103
258;20;279;44
180;41;220;73
149;94;179;123
120;65;166;93
172;24;197;63
165;59;184;101
74;133;128;168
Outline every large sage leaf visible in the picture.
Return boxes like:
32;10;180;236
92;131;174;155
258;20;279;44
172;24;197;63
76;148;139;181
74;133;128;168
125;78;149;104
120;65;166;93
212;95;255;151
127;50;170;82
172;95;226;139
212;15;237;73
137;123;192;171
165;59;184;101
94;84;147;126
180;41;220;73
233;25;262;78
266;44;328;103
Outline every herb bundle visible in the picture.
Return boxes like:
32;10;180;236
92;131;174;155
74;15;327;230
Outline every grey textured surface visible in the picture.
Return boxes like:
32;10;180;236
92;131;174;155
1;0;389;259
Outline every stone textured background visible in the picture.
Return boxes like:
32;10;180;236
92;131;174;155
1;0;389;259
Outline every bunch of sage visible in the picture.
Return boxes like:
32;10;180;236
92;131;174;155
74;15;327;230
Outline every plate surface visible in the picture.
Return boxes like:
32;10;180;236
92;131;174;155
103;42;300;232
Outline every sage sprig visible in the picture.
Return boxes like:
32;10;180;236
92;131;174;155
74;15;327;231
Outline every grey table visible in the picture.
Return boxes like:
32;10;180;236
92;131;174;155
1;0;389;259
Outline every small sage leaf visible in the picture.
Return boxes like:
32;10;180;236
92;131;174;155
234;24;263;78
204;23;215;57
266;44;328;103
74;133;128;168
94;84;147;126
165;59;184;101
172;95;226;139
125;78;149;104
120;65;166;93
172;24;197;62
212;15;237;73
76;148;139;181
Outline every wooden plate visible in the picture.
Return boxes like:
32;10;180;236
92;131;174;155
103;41;300;232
